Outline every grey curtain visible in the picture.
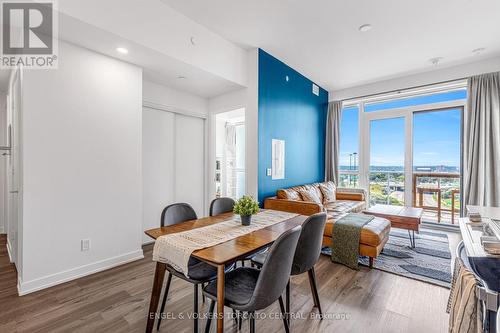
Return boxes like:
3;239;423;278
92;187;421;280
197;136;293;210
325;101;342;184
463;72;500;208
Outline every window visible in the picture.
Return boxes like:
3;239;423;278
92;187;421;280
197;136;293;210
338;105;359;188
364;89;466;112
337;83;466;225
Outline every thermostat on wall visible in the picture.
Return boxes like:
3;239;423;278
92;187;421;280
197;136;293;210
312;83;319;96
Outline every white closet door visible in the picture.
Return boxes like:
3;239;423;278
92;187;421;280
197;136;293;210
175;114;205;217
142;107;175;243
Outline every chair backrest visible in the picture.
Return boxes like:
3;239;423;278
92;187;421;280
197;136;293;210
160;203;197;227
209;197;235;216
291;212;327;275
245;225;301;311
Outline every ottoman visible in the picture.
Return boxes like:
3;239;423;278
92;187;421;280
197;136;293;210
322;216;391;268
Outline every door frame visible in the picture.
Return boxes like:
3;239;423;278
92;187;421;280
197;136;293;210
359;99;466;208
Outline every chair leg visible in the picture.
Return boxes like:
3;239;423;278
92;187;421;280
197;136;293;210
249;312;255;333
241;260;245;267
157;272;173;330
308;267;323;319
238;311;243;330
202;283;206;303
204;300;215;333
369;257;374;268
285;280;291;324
193;284;199;333
278;296;290;333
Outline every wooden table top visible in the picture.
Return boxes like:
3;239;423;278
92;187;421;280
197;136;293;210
144;211;307;265
364;204;423;219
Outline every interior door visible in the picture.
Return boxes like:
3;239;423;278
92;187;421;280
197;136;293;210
142;108;205;243
174;114;205;216
142;107;175;243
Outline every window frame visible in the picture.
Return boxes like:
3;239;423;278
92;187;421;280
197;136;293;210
338;84;467;206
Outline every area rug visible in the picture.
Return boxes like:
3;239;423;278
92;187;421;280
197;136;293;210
321;229;452;288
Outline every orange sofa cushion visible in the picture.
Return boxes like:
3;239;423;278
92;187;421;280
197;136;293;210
324;216;391;247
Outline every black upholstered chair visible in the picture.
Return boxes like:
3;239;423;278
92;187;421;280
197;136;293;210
252;212;327;319
156;203;233;332
209;197;235;216
203;225;302;333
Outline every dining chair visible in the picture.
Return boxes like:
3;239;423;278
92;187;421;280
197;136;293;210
203;225;302;333
156;203;233;332
251;212;327;320
209;197;235;216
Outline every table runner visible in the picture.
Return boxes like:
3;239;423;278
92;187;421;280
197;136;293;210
152;210;299;276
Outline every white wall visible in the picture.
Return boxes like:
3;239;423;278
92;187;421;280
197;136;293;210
208;88;246;114
330;56;500;100
19;41;143;295
0;91;6;234
245;49;259;199
207;49;259;200
143;80;208;117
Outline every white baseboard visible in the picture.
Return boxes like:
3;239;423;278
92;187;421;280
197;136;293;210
17;249;144;296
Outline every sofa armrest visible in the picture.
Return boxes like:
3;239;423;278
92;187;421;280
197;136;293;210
336;188;367;202
264;197;323;216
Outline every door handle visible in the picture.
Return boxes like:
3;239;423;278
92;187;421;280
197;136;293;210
9;190;18;193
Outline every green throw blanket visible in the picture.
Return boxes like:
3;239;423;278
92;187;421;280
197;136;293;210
331;213;374;270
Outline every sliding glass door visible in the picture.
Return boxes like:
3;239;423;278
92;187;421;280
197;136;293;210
368;117;406;206
412;109;462;223
361;105;462;225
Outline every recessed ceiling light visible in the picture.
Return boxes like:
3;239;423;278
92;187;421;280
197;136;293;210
177;75;186;80
116;47;128;54
429;57;443;65
472;47;486;55
358;24;372;32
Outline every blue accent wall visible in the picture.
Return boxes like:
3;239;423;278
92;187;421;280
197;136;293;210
258;49;328;203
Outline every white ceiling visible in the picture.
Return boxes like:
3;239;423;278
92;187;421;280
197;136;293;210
57;9;244;98
163;0;500;91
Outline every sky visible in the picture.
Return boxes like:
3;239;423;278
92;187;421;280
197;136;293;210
339;89;465;169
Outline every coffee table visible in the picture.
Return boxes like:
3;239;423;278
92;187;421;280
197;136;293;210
363;204;423;247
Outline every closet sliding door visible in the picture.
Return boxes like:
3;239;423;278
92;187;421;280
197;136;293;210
174;114;205;216
142;108;205;243
142;107;175;243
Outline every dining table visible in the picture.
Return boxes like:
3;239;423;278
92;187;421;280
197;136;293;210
144;210;307;333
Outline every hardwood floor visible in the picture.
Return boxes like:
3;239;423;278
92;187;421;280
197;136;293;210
0;232;458;333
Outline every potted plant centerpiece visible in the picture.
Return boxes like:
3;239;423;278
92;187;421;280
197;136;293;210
233;195;259;226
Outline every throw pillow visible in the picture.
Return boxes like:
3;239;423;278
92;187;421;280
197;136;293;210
319;181;336;204
298;188;322;204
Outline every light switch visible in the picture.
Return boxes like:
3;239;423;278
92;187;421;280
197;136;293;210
266;168;272;176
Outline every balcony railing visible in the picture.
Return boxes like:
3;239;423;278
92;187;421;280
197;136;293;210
412;172;460;224
339;170;460;224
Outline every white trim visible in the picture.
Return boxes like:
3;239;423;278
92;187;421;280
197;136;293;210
342;80;467;106
142;100;207;119
6;237;13;263
17;249;144;296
